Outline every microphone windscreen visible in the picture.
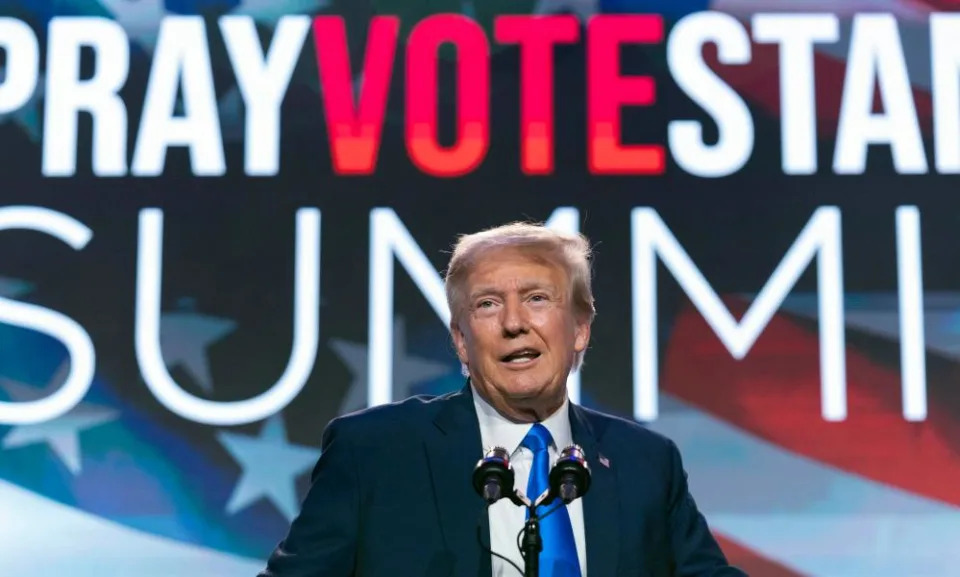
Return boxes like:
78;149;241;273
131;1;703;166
472;446;515;503
549;444;591;502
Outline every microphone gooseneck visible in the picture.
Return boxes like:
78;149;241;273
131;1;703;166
473;447;526;574
473;443;593;577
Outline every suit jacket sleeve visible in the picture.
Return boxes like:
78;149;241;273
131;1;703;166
257;418;360;577
665;439;749;577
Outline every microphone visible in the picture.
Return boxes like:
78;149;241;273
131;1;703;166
548;444;591;504
473;447;525;577
472;446;515;504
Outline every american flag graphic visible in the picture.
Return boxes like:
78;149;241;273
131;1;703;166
0;274;464;576
0;1;956;576
653;292;960;576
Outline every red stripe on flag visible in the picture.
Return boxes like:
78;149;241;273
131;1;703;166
912;1;960;10
714;532;808;577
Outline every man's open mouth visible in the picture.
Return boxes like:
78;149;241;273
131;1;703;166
501;348;541;363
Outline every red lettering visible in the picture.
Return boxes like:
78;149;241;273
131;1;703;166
495;15;580;175
406;14;490;177
313;16;398;175
587;15;666;175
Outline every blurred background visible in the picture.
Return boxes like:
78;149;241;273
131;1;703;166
1;0;958;575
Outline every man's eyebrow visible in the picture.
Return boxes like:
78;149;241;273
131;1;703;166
468;285;500;300
520;281;557;293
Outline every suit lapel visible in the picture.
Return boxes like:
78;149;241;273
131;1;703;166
570;404;620;577
423;384;491;577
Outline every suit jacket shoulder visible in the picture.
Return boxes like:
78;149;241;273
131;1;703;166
319;390;457;447
573;404;681;473
258;389;476;577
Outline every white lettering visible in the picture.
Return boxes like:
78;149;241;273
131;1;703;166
667;12;753;178
0;207;96;425
834;14;926;174
134;208;321;425
132;17;224;176
752;14;840;174
895;206;926;421
43;18;129;177
0;18;39;114
219;15;309;176
931;14;960;173
631;206;845;422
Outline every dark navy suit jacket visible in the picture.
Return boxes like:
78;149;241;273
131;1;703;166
258;383;748;577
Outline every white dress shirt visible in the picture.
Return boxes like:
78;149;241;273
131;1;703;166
471;384;588;577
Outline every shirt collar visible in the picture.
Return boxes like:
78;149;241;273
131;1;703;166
471;381;573;457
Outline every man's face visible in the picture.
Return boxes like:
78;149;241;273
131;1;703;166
450;246;590;421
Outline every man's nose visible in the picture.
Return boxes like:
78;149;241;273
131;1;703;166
501;298;528;335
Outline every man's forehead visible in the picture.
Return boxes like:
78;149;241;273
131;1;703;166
466;266;567;296
468;246;560;271
469;277;558;293
462;246;568;286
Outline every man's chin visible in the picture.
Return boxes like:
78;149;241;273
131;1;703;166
473;373;562;404
502;390;541;402
500;381;558;402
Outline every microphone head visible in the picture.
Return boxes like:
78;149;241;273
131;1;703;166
472;446;515;504
549;444;591;503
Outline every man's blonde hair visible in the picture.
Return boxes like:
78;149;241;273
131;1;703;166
443;221;596;369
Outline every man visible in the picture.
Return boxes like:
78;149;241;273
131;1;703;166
258;222;747;576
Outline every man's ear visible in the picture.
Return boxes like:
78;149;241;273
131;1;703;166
574;319;591;353
450;320;469;364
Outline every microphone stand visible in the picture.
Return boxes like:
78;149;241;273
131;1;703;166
509;489;551;577
477;444;588;577
520;513;541;577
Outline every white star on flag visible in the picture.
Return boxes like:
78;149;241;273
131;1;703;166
533;0;598;21
97;0;169;52
0;69;44;143
0;277;33;298
160;311;237;394
216;413;321;521
330;316;455;416
0;361;118;475
230;0;330;26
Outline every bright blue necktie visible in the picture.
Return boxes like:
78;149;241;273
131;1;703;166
522;423;582;577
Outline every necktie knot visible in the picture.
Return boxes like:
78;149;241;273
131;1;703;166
521;423;553;454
